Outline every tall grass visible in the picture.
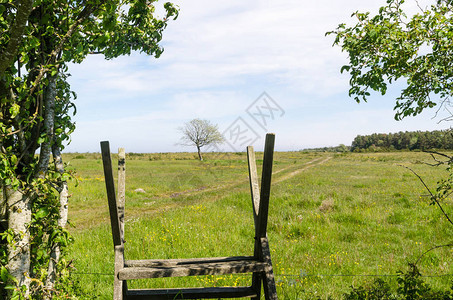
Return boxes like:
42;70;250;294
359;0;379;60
65;151;453;299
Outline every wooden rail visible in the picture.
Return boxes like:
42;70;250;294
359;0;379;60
100;133;278;299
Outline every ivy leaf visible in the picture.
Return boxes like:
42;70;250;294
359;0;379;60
9;103;20;118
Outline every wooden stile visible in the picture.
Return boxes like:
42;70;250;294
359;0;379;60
100;134;278;299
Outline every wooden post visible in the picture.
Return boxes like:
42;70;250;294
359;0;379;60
249;133;277;300
247;146;262;298
261;237;278;300
257;133;275;239
101;142;126;300
100;141;123;247
114;245;125;300
247;146;260;228
118;148;126;242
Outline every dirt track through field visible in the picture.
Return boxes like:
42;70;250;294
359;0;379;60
125;156;333;219
167;156;332;198
273;156;332;183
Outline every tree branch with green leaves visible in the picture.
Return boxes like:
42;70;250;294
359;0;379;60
327;0;453;120
0;0;179;297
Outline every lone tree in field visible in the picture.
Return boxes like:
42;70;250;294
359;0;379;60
0;1;178;298
179;119;224;161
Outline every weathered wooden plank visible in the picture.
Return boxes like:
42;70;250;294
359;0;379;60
127;286;258;299
125;256;256;267
118;260;267;280
251;134;276;300
260;237;278;300
247;146;260;226
248;145;263;299
257;133;275;239
100;141;122;247
114;245;125;300
117;148;126;242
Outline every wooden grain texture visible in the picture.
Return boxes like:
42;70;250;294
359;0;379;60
251;134;276;299
260;237;278;300
257;133;275;239
117;148;126;242
118;260;266;280
248;144;263;299
100;141;122;247
127;286;257;299
247;146;260;227
125;256;256;267
114;245;125;300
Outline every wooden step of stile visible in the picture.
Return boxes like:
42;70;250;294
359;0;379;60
126;286;258;299
119;256;266;280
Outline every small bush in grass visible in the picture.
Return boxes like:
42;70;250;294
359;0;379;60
343;264;453;300
344;278;393;300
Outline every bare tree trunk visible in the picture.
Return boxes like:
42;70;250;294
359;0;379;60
6;186;31;298
44;143;69;297
197;145;203;161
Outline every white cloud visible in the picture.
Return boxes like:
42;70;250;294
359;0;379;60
66;0;445;153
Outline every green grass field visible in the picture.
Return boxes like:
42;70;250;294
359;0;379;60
63;150;453;299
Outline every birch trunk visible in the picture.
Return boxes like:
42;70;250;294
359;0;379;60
35;75;59;296
44;144;69;296
6;186;32;298
36;76;56;178
0;184;5;227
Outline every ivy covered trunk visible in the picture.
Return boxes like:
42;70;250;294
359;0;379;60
45;144;70;295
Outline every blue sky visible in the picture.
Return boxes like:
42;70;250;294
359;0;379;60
65;0;448;153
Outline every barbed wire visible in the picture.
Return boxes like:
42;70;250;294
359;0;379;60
71;272;453;278
276;273;453;278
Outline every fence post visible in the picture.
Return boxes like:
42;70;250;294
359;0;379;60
118;148;126;242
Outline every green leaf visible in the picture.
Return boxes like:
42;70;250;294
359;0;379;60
10;154;17;166
9;103;20;118
35;208;49;219
0;266;8;282
340;65;351;73
29;36;40;49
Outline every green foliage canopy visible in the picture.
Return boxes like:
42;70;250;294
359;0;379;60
0;0;178;296
328;0;453;120
0;0;179;187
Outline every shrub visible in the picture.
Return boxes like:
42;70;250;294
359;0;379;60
344;264;453;300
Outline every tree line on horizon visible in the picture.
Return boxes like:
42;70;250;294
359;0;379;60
351;129;453;152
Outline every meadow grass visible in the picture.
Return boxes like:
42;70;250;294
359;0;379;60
64;151;453;299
